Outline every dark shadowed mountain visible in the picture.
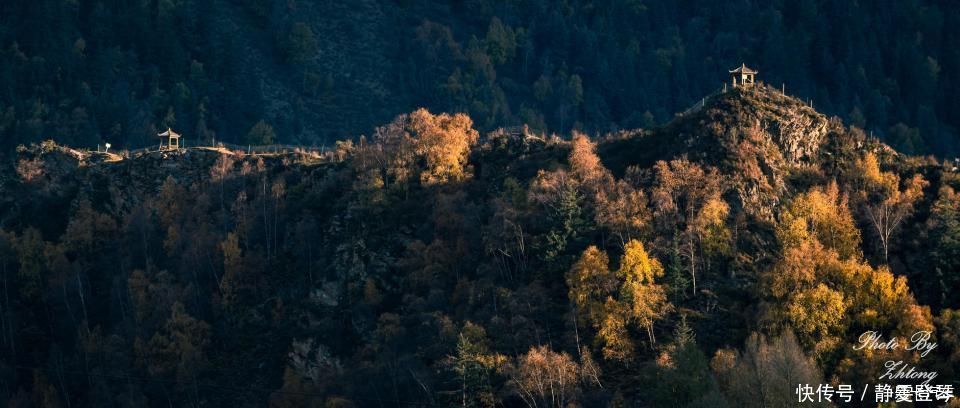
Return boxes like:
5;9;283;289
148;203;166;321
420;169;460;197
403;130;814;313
1;0;959;157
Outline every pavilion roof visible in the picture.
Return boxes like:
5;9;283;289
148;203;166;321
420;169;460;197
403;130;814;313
729;63;758;74
158;128;181;138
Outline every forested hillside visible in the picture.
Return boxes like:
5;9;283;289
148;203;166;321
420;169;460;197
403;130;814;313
0;85;958;406
1;0;959;156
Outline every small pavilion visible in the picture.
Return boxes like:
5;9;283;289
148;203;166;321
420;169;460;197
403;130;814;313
157;128;182;150
729;63;758;87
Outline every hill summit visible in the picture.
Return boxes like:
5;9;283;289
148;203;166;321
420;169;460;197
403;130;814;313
600;84;882;217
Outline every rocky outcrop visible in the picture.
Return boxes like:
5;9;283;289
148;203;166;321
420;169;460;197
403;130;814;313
752;92;832;165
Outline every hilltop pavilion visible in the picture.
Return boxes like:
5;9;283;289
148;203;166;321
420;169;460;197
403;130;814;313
157;128;182;150
729;63;757;87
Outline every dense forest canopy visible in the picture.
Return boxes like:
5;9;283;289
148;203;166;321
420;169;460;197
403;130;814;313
1;85;959;406
0;0;959;156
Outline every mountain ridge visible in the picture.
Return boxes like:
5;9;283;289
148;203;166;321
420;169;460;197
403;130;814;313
4;83;902;225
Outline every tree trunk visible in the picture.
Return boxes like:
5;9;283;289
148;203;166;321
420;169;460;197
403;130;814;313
76;271;89;332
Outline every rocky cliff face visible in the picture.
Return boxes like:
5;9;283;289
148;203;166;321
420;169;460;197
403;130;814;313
740;86;832;165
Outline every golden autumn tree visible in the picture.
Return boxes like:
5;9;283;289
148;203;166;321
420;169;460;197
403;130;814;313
568;241;672;362
618;240;672;345
768;187;850;353
769;237;932;356
408;108;479;185
568;131;612;193
776;181;861;260
568;132;602;181
766;237;843;354
827;259;931;334
785;283;847;354
360;108;478;190
853;153;927;263
691;197;732;267
597;298;634;362
566;245;617;327
767;183;933;358
567;246;631;362
850;152;884;190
